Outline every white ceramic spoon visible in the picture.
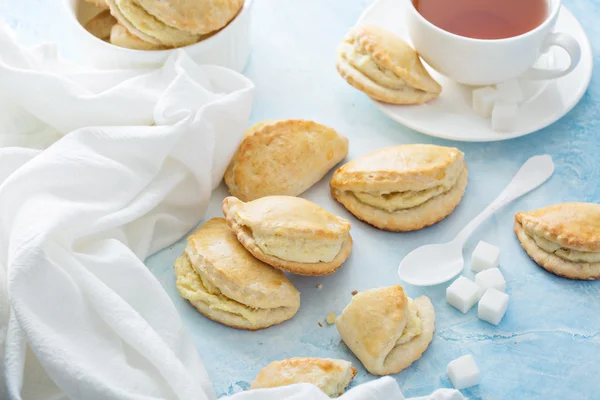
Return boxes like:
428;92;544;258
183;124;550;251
397;155;555;286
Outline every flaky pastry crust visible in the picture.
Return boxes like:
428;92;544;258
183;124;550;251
251;358;357;397
174;218;300;329
222;196;353;276
336;285;435;375
224;120;349;201
336;24;441;105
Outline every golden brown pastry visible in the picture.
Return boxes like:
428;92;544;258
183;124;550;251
135;0;243;35
106;0;203;47
222;196;352;276
85;0;109;10
174;218;300;330
84;10;116;40
251;358;357;397
336;285;434;376
110;24;166;50
224;120;349;201
515;202;600;280
330;144;467;231
336;24;441;105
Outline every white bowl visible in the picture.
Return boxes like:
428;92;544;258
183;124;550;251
63;0;253;71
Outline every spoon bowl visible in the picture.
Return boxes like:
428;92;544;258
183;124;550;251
399;241;464;286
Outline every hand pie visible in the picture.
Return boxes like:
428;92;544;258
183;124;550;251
224;120;349;201
336;24;441;105
110;24;166;50
222;196;352;276
84;10;116;41
336;285;435;376
515;202;600;280
251;358;357;397
330;144;467;231
174;218;300;330
135;0;244;35
106;0;203;47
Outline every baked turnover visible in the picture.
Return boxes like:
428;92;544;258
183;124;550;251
225;120;349;201
515;202;600;280
330;144;468;231
222;196;352;276
336;24;441;105
336;285;435;376
174;218;300;330
106;0;202;47
251;358;357;397
110;24;166;50
84;10;116;41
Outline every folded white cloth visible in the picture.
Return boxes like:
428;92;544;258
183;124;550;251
0;24;464;400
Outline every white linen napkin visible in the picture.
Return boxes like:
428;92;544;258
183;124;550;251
0;24;464;400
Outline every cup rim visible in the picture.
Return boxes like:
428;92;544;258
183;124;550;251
64;0;253;54
407;0;560;43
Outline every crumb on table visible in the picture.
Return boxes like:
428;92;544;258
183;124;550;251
317;284;323;289
326;312;336;325
318;322;323;327
351;290;358;295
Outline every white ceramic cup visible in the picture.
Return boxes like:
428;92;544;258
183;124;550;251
406;0;581;86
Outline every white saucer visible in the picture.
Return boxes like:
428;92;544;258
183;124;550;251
357;0;593;142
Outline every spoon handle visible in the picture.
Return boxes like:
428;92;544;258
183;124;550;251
453;155;554;247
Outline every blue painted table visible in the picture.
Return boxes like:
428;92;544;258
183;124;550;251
3;1;599;398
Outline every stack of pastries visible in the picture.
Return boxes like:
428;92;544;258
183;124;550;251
82;0;243;50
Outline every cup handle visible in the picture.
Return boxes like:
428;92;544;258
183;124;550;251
522;32;581;80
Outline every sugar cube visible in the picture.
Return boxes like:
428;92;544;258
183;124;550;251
472;86;500;118
447;355;481;389
475;268;506;292
446;276;482;313
491;102;519;132
471;241;500;272
496;79;524;103
478;288;509;326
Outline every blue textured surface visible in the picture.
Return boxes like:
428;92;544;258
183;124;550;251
3;0;599;398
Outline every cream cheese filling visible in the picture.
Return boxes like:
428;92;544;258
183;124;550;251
339;42;408;90
529;232;600;263
253;233;344;263
176;255;292;325
395;299;422;345
350;172;459;213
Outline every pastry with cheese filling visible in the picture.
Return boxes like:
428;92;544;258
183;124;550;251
222;196;352;276
174;218;300;330
106;0;203;47
335;285;434;375
110;24;165;50
515;202;600;280
250;358;357;397
330;144;467;231
336;24;441;105
224;120;349;202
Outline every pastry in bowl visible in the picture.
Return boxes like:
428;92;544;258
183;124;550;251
330;144;467;231
110;24;165;50
106;0;202;47
515;202;600;280
174;218;300;330
222;196;352;276
224;120;349;201
251;357;357;397
84;10;116;40
336;24;441;105
336;285;435;376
